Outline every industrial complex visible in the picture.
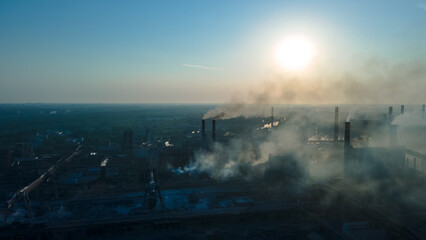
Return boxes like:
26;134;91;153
0;104;425;239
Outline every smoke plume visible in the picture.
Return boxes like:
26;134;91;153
204;58;426;120
192;57;426;212
191;111;342;182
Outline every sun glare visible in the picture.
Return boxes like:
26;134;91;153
276;35;315;71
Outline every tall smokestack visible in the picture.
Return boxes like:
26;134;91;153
344;121;352;176
401;105;404;115
388;106;393;124
389;124;398;147
212;119;216;143
100;158;108;179
344;122;351;148
100;165;106;179
422;104;425;120
201;119;206;151
271;106;274;130
334;107;339;143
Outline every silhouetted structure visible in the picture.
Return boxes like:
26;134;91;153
344;122;353;175
122;130;134;152
143;169;164;210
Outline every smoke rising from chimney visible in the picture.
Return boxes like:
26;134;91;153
188;57;426;213
204;58;426;120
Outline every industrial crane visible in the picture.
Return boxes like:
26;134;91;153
143;169;165;210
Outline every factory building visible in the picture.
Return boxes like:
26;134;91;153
121;130;135;152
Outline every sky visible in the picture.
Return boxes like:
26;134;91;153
1;0;426;103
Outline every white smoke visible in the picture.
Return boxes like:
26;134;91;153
346;112;355;122
260;121;280;129
392;112;425;126
184;112;342;181
101;158;108;167
189;57;426;211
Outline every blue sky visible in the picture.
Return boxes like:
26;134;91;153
1;0;426;103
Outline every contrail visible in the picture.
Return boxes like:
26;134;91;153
182;64;223;71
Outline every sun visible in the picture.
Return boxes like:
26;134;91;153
276;35;315;71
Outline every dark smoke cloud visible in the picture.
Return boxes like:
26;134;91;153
204;58;426;119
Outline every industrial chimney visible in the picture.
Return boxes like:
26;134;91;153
388;106;393;124
422;104;425;120
100;158;108;180
334;107;339;143
344;121;352;175
201;119;206;151
401;105;405;115
212;119;216;143
344;122;351;148
100;165;106;179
